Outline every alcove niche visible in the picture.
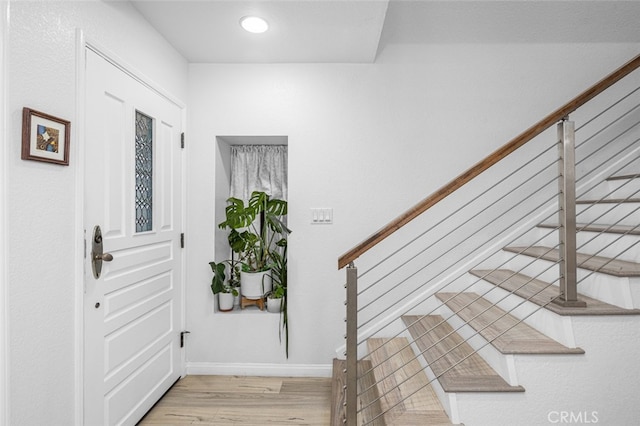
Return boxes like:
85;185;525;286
214;135;289;313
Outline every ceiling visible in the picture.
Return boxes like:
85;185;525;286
130;0;640;64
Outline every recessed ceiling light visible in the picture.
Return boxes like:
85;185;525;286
240;16;269;34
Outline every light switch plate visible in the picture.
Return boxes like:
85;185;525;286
311;208;333;224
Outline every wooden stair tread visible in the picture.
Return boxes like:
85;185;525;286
576;198;640;204
504;246;640;277
607;173;640;181
470;269;640;316
358;359;386;426
367;338;452;425
402;315;524;393
538;223;640;236
331;359;347;426
436;292;584;354
331;359;385;426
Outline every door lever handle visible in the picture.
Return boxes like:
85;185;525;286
94;253;113;262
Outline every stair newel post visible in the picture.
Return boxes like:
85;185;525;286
344;263;358;425
556;118;586;308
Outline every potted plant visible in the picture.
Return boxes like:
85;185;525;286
209;260;240;312
266;237;289;357
218;191;290;300
266;284;285;313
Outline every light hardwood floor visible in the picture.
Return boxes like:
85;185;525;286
138;375;332;425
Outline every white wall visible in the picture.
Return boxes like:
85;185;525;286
5;1;187;425
1;2;8;424
186;43;639;373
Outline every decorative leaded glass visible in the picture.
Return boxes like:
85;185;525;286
135;111;153;233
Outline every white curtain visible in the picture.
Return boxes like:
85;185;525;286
229;145;288;201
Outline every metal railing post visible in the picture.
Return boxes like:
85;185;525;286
344;263;358;425
556;118;586;307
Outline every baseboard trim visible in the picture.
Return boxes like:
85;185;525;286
186;362;333;378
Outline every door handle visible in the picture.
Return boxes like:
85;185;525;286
94;252;113;262
91;225;112;279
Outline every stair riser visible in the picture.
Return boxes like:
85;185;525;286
576;233;640;263
573;275;640;310
528;229;640;263
580;177;640;200
576;202;640;226
502;253;560;284
503;255;640;309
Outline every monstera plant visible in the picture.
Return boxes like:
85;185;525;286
219;191;289;273
213;191;290;302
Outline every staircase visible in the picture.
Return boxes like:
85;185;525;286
332;55;640;425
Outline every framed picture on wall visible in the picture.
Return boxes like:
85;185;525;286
21;107;71;166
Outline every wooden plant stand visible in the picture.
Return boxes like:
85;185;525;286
241;296;265;311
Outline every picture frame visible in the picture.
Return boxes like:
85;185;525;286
21;107;71;166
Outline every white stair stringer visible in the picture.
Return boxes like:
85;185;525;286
452;315;640;426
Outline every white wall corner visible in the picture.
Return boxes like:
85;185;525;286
448;393;460;425
1;1;9;424
73;27;86;426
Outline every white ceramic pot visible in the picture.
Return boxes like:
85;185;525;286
218;292;235;312
267;296;283;313
240;270;272;300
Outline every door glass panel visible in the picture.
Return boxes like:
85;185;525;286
135;110;153;233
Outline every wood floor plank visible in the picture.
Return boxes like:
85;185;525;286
436;292;584;354
403;315;524;393
504;246;640;276
470;269;640;315
139;375;331;426
168;375;283;393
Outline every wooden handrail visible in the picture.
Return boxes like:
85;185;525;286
338;53;640;269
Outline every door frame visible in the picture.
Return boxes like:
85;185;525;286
1;2;9;425
74;30;187;426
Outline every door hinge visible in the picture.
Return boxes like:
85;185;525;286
180;233;185;248
181;132;185;149
180;330;191;348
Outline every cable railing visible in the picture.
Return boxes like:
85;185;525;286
338;54;640;425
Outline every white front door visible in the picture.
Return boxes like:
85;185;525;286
83;48;184;426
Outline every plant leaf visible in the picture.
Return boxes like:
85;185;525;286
209;261;227;294
219;197;256;229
